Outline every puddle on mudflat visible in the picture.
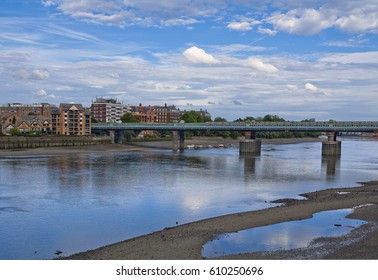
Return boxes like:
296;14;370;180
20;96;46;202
202;209;367;258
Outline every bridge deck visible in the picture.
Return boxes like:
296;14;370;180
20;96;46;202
92;121;378;132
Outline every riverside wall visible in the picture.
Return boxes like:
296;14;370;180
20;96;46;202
0;136;112;149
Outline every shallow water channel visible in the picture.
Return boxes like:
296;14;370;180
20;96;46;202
202;208;367;258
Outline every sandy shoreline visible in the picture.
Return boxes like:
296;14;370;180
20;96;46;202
61;181;378;260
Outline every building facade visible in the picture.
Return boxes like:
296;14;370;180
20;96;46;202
130;105;156;123
0;103;55;118
154;104;181;123
91;98;130;123
2;116;51;135
129;104;182;123
51;103;91;135
0;103;56;135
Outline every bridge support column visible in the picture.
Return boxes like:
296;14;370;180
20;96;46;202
108;130;124;144
179;131;185;151
239;131;261;155
108;130;115;144
322;132;341;156
172;131;185;151
114;131;123;144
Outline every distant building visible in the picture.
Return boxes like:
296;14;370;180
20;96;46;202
2;115;51;135
51;103;91;135
129;104;182;123
0;103;55;118
198;108;211;121
154;104;181;123
91;98;130;123
0;103;56;135
130;104;156;123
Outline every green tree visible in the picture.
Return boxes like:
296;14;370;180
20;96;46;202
181;110;204;123
262;114;285;122
9;127;21;136
121;113;140;123
214;117;227;122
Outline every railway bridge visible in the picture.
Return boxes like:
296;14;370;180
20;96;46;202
92;121;378;156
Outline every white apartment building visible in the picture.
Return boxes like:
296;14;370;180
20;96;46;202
91;98;130;123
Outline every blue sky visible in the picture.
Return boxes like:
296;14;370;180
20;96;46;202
1;0;378;121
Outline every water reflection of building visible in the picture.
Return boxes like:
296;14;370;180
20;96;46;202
48;156;90;188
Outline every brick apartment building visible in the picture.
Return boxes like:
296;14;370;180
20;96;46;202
51;103;91;135
129;104;182;123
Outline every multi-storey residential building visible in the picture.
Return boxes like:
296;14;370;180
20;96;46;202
51;103;91;135
91;98;130;123
0;103;55;118
129;104;182;123
130;104;156;123
154;104;181;123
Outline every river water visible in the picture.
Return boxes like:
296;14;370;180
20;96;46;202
0;137;377;260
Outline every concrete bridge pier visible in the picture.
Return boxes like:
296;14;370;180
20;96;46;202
322;132;341;156
108;130;124;144
172;131;185;152
108;130;115;144
239;131;261;155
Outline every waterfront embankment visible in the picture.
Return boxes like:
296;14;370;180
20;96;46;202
64;181;378;260
0;136;112;150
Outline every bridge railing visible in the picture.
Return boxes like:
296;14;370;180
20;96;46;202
92;121;378;131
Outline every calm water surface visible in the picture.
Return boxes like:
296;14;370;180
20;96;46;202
202;208;367;258
0;137;377;259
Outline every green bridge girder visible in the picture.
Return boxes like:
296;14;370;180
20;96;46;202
92;121;378;133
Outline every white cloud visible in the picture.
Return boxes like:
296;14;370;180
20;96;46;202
41;0;378;34
12;68;50;80
35;89;57;99
268;8;335;35
336;12;378;33
257;27;277;36
319;51;378;64
41;0;56;7
55;86;76;91
37;89;47;96
247;58;279;73
2;45;378;120
183;46;219;65
227;21;253;32
305;82;319;91
287;84;298;91
32;69;50;80
161;18;199;27
43;0;219;27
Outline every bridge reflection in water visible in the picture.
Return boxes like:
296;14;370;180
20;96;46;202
92;121;378;156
